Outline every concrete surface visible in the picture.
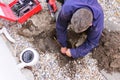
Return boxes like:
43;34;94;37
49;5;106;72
0;35;26;80
101;70;120;80
105;20;120;31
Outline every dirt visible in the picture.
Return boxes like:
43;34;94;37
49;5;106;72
17;9;55;38
32;28;120;73
15;0;120;73
92;29;120;73
31;28;86;79
18;14;120;73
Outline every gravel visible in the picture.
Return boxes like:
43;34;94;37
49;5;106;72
99;0;120;24
0;0;120;80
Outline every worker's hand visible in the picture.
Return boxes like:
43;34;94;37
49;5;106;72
65;49;72;57
60;47;67;54
48;0;57;12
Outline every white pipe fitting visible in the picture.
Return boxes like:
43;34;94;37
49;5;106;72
0;27;15;43
17;48;39;69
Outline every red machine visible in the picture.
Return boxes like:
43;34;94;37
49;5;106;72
0;0;42;23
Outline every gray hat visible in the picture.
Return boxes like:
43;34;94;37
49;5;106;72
70;8;93;33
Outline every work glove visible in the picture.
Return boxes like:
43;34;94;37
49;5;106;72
47;0;57;12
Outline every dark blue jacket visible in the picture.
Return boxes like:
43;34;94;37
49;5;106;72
56;0;104;58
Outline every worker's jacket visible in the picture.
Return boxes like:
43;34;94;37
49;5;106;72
56;0;104;58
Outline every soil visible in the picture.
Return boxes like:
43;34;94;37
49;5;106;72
32;28;120;73
15;1;120;74
18;18;120;73
32;29;86;79
92;29;120;73
0;0;120;80
17;9;55;38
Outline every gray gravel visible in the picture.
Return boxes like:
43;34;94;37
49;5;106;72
0;0;120;80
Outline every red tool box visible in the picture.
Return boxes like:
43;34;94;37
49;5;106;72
0;0;42;23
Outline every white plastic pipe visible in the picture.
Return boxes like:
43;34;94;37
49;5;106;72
1;27;15;43
17;48;39;69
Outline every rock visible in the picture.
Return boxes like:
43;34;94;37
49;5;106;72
75;34;86;47
104;42;109;47
17;20;41;37
18;29;32;37
113;54;120;59
110;58;120;68
21;69;34;80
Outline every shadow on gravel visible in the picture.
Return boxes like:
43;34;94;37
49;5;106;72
32;28;86;78
33;28;120;74
92;29;120;73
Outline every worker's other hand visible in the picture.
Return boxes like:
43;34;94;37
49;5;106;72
49;0;57;12
65;49;72;57
60;47;67;54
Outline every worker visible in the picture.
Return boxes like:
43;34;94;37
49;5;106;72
55;0;104;58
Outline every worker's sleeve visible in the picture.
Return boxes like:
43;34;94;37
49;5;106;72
56;4;74;47
70;13;104;58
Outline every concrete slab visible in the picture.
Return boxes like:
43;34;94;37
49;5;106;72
0;35;26;80
0;0;13;4
105;20;120;31
101;70;120;80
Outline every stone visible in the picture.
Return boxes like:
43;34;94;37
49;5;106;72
110;58;120;68
21;69;34;80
